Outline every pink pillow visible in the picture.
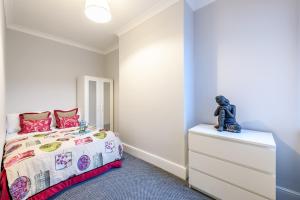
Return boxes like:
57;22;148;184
57;115;80;129
54;108;78;128
18;118;52;134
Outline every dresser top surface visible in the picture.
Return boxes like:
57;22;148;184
189;124;276;148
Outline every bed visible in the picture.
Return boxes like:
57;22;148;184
0;125;123;200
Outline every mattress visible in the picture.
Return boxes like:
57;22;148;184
2;127;123;200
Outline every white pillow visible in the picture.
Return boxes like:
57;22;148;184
6;113;20;134
50;112;56;127
78;110;81;121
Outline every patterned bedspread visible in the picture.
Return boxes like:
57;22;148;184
3;127;123;200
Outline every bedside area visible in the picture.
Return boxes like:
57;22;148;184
188;124;276;200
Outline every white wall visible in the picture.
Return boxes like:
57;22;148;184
183;1;196;164
194;0;300;198
104;49;119;131
6;29;105;113
119;1;186;175
0;0;6;164
297;1;300;135
184;2;196;131
194;2;218;124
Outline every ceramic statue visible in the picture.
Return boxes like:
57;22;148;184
214;95;241;133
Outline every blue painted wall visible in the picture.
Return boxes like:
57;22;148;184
193;0;300;199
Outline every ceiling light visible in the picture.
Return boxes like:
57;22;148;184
85;0;112;23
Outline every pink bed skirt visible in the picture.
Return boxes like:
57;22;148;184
0;160;122;200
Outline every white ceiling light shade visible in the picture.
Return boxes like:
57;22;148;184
85;0;112;23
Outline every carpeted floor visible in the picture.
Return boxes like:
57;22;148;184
51;153;213;200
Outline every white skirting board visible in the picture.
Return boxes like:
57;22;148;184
122;143;187;180
277;186;300;200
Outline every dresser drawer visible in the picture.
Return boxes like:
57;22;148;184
189;168;268;200
189;132;275;174
189;151;275;199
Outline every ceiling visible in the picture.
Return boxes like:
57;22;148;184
5;0;215;54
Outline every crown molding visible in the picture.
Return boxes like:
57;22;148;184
116;0;179;37
103;43;119;55
3;0;12;27
116;0;216;37
7;24;106;55
5;0;213;53
186;0;216;11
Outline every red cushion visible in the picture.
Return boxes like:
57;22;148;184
54;108;78;129
57;115;80;129
18;118;52;134
18;111;51;134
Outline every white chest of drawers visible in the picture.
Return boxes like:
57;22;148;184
188;124;276;200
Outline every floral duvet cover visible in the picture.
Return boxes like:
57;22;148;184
3;127;123;200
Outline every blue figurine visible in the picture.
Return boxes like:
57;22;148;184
79;120;87;133
214;95;241;133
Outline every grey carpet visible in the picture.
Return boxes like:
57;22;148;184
50;153;213;200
